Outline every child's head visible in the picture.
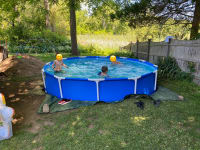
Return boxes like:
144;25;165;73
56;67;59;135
110;55;116;62
56;54;63;61
101;66;108;73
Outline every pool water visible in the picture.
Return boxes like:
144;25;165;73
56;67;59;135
45;58;156;79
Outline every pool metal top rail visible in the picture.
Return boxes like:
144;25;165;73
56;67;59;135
42;56;158;81
42;56;158;100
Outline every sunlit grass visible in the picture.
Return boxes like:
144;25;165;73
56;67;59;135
0;80;200;149
78;34;136;51
30;53;71;62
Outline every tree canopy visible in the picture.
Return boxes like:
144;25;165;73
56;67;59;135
0;0;198;55
111;0;200;39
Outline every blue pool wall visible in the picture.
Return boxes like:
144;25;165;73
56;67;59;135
42;56;158;103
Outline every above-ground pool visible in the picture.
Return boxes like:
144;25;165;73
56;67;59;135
42;56;158;102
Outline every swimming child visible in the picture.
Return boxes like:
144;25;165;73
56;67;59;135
52;54;68;72
98;66;109;77
110;55;120;64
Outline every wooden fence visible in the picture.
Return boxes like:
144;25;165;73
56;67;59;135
121;39;200;84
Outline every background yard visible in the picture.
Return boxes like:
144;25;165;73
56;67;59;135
0;54;200;150
1;0;200;149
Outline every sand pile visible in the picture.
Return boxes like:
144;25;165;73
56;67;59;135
0;55;45;78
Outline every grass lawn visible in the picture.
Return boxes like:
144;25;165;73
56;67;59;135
0;55;200;150
31;53;71;63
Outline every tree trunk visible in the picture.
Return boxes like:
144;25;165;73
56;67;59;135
0;46;8;63
11;5;17;27
44;0;51;30
69;0;79;56
190;0;200;40
51;23;55;32
102;18;106;30
12;19;15;27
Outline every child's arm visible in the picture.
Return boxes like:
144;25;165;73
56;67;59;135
112;61;120;64
52;61;55;69
63;64;68;68
61;61;68;68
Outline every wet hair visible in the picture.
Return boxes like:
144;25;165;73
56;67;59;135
55;51;60;56
101;66;108;73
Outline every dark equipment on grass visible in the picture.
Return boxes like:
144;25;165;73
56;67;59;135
134;101;144;110
153;100;161;107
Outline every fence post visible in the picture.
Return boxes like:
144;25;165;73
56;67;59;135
147;39;151;61
136;39;139;58
129;41;132;51
167;38;171;57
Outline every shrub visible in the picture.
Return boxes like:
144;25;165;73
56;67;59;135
158;57;193;81
110;50;135;58
193;33;200;40
8;30;71;54
79;45;107;56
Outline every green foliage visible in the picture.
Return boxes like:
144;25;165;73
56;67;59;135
112;0;194;29
7;23;32;42
133;21;191;41
31;53;71;62
111;0;152;28
158;57;193;81
112;0;200;39
79;45;107;56
75;6;129;35
110;50;135;58
78;34;135;52
188;62;196;73
0;0;192;56
194;33;200;40
9;30;71;53
0;0;192;49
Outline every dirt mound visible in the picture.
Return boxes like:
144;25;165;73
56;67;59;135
0;55;46;131
0;55;45;78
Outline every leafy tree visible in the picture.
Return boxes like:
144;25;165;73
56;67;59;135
44;0;60;31
112;0;200;40
66;0;80;55
44;0;51;30
0;0;25;27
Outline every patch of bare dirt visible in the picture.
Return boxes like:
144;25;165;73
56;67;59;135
0;55;47;132
0;55;45;78
43;121;55;126
88;124;94;129
28;121;42;134
0;56;75;134
1;77;47;131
